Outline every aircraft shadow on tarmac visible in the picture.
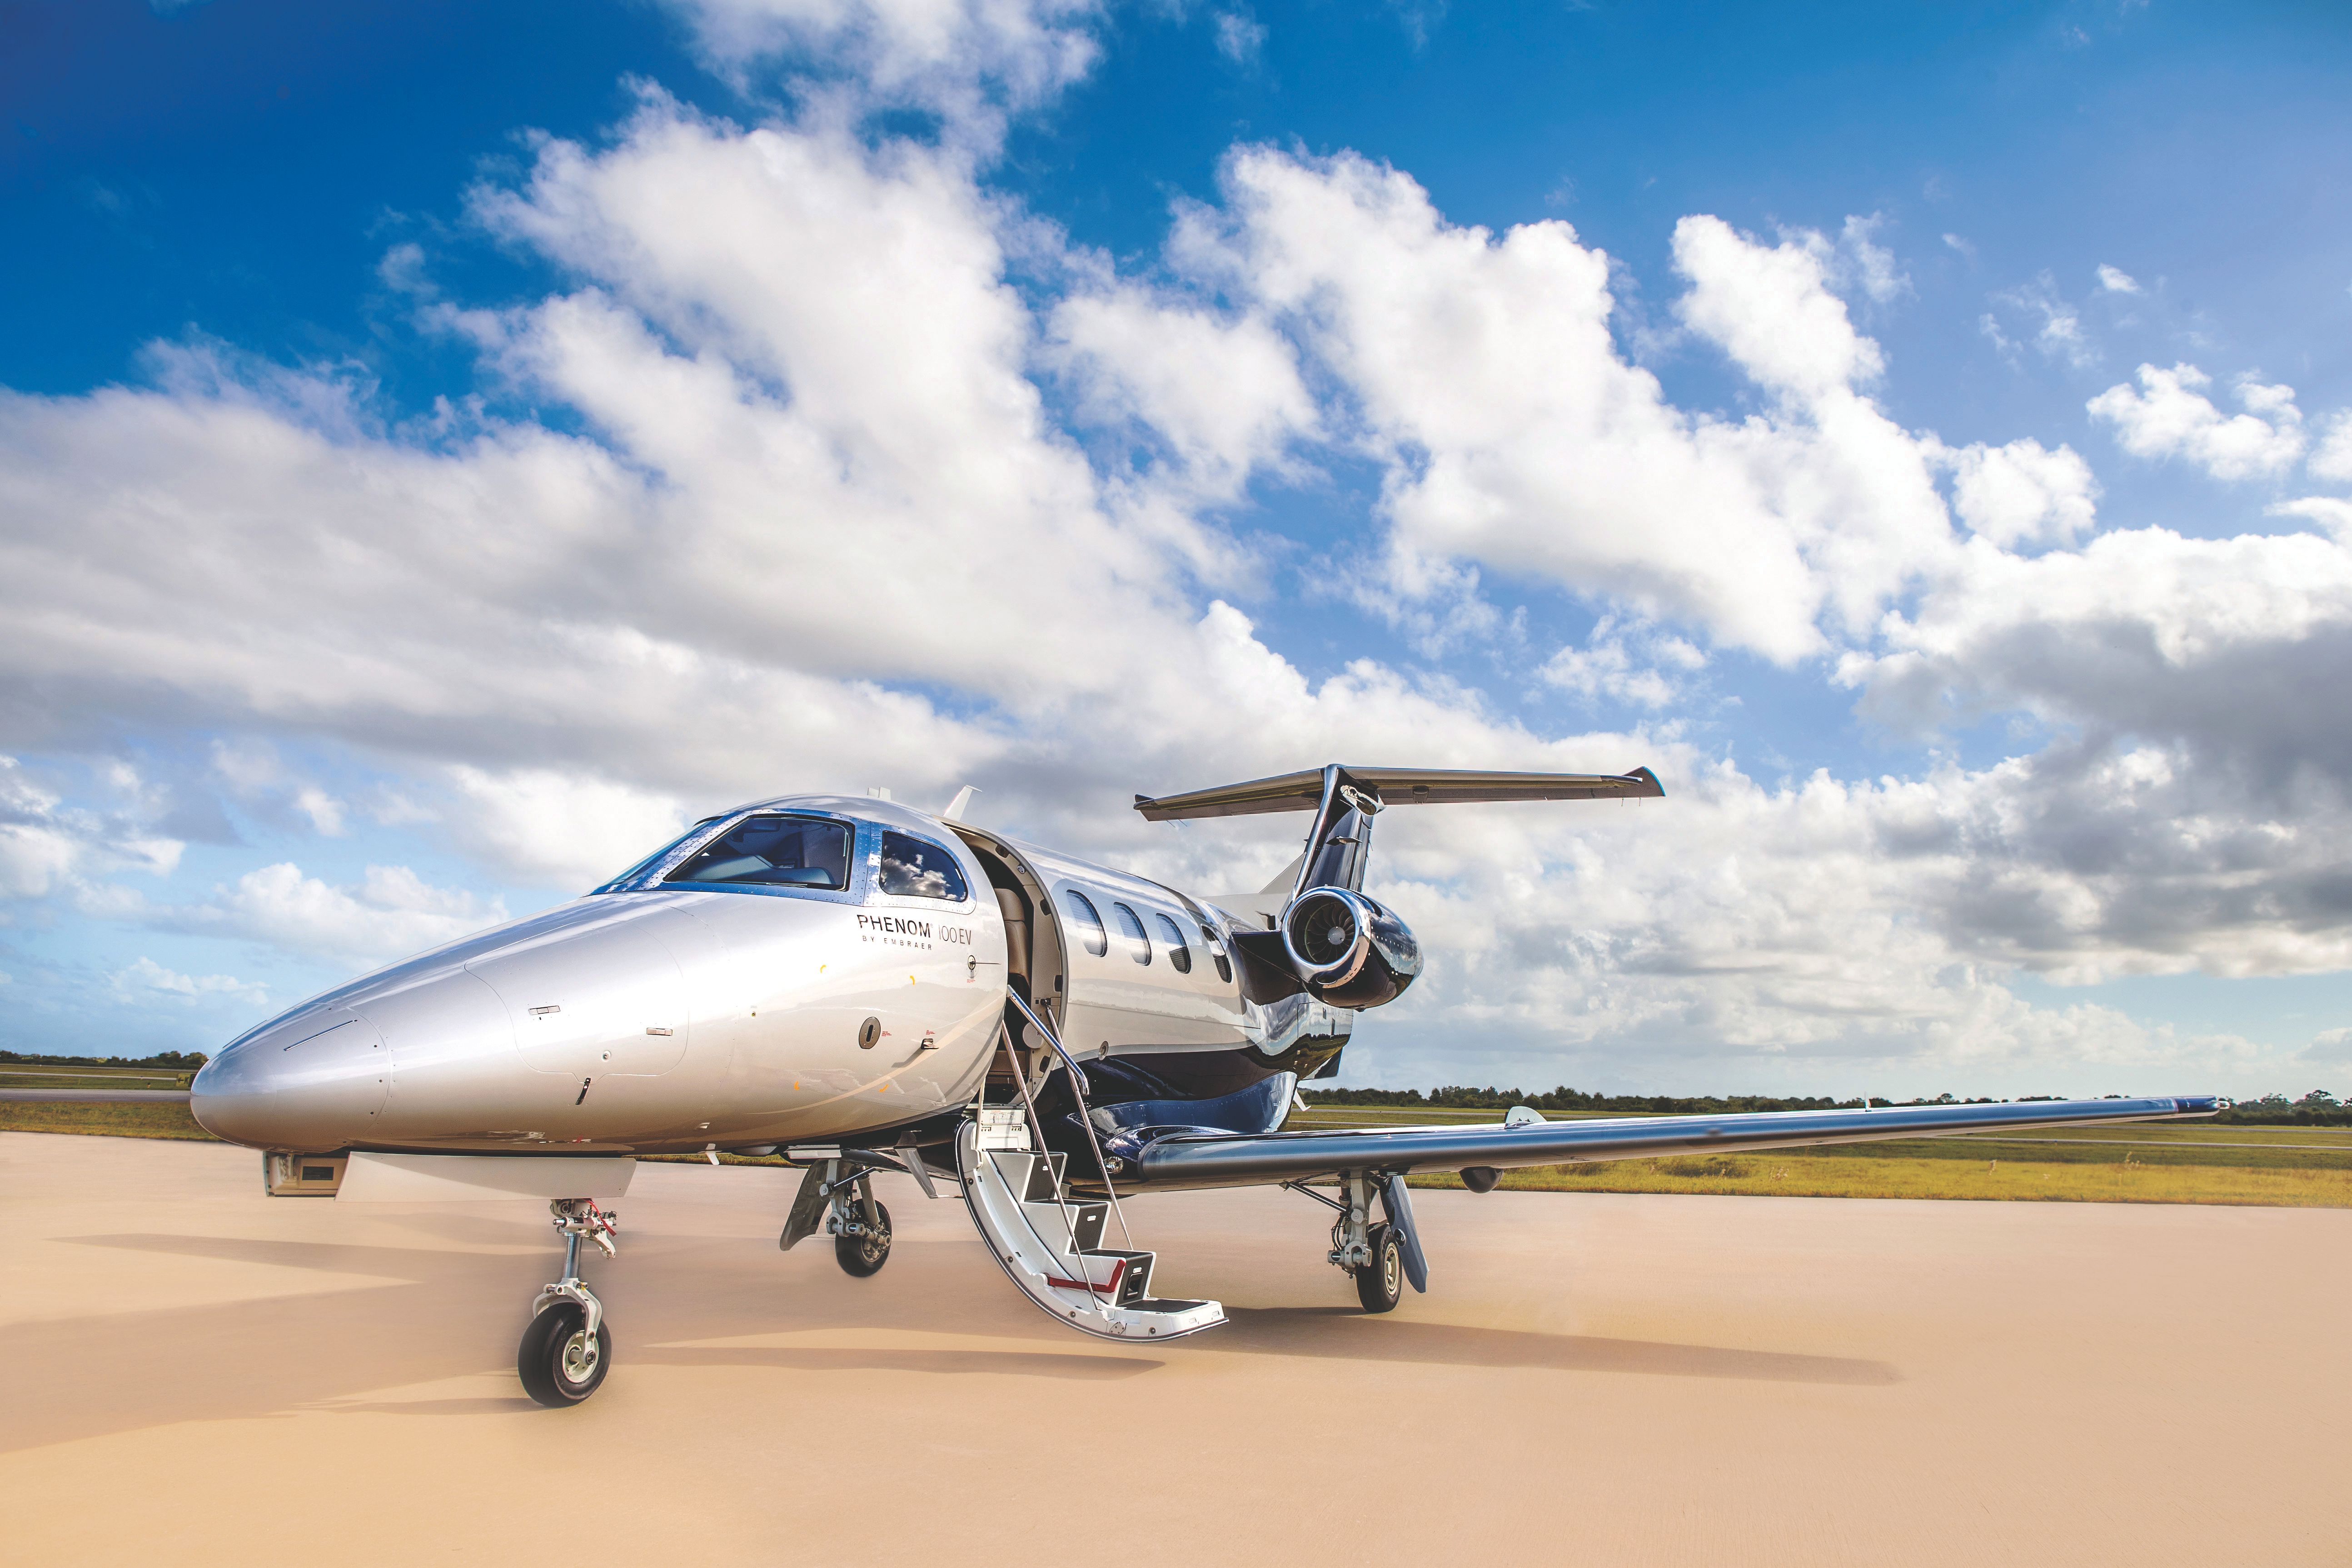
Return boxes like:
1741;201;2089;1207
1218;1308;1899;1386
631;1345;1163;1379
6;1231;1892;1453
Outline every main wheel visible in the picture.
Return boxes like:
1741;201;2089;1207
834;1200;892;1277
1354;1221;1404;1314
518;1302;611;1407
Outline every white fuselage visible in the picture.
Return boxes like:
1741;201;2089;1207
191;794;1333;1155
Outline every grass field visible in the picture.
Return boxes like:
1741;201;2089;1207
0;1099;217;1140
1287;1105;2352;1207
1394;1152;2352;1207
10;1083;2349;1207
0;1068;196;1092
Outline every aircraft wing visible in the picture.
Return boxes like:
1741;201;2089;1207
1111;1095;2222;1192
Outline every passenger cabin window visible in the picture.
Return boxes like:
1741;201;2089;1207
1061;890;1109;956
1154;912;1193;974
1112;902;1152;966
878;831;970;901
666;815;850;889
1199;921;1233;984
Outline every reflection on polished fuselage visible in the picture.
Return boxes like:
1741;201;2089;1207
190;793;1320;1156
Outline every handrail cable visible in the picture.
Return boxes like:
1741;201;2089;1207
1004;990;1136;1252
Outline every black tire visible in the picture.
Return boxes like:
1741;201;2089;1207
834;1200;892;1277
518;1302;611;1407
1354;1221;1404;1314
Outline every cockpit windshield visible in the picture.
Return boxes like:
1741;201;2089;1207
665;814;852;890
593;817;722;892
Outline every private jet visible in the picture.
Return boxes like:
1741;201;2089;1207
191;764;2220;1405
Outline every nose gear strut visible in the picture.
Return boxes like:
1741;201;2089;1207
518;1199;618;1407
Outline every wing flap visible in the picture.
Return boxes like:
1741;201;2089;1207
1123;1095;2222;1191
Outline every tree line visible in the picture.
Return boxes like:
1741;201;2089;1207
0;1050;210;1070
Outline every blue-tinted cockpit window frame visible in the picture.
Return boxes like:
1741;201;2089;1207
864;827;977;911
591;816;725;894
593;807;874;907
874;829;973;904
664;813;857;893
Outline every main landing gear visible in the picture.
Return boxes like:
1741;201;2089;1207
779;1157;896;1277
835;1196;893;1277
1286;1171;1422;1315
1355;1221;1405;1313
519;1199;618;1407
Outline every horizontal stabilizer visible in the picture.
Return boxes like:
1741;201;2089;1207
1134;765;1664;821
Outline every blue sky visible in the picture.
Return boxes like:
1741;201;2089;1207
4;0;2350;1097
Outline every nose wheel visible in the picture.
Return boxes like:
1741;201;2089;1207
520;1199;618;1408
519;1299;611;1405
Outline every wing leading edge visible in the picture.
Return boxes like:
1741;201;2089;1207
1114;1095;2223;1192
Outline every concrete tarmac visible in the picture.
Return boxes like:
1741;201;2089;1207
3;1132;2344;1567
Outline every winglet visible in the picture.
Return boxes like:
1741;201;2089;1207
942;785;979;821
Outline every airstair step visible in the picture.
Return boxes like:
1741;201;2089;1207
956;1117;1223;1343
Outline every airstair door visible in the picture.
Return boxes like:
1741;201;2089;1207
957;1108;1224;1343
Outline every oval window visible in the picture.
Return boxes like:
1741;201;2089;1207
1061;889;1109;957
1199;921;1233;984
1112;902;1151;966
1154;912;1192;974
878;831;970;901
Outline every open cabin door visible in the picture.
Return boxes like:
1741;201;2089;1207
945;826;1065;1072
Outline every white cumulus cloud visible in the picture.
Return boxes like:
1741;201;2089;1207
2088;362;2307;481
148;863;509;965
2309;410;2352;483
110;956;270;1010
1944;438;2099;547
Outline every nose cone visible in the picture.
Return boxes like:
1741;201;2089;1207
192;1006;389;1150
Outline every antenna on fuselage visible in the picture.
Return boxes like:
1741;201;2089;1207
865;787;893;801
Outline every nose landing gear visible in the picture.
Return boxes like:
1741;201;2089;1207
519;1199;618;1407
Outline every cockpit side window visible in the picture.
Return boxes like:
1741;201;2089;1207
1061;889;1109;956
594;817;723;892
878;831;970;901
666;815;852;890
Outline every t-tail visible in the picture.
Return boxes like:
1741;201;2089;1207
1135;763;1664;1011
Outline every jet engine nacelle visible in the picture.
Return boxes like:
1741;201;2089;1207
1280;886;1422;1010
